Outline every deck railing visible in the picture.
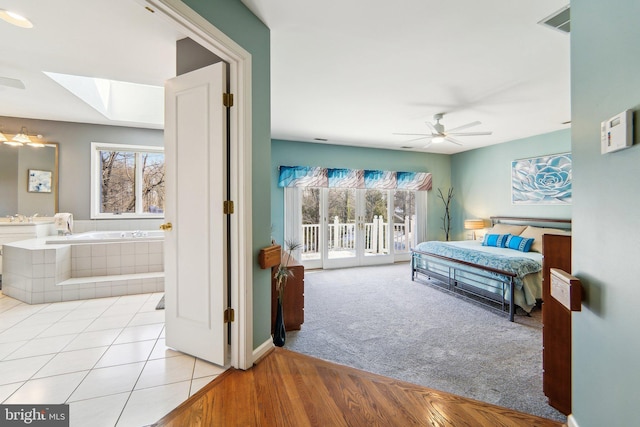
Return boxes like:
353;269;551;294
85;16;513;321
301;215;416;257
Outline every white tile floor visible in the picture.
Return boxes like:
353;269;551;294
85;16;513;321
0;290;227;427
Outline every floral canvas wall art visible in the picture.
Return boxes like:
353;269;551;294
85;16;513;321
511;153;572;205
27;169;52;193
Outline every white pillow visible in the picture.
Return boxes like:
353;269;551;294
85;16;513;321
519;226;571;253
488;223;527;236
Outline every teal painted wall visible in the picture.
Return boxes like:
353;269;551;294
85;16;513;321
450;129;572;240
271;139;452;244
571;2;640;426
183;0;272;349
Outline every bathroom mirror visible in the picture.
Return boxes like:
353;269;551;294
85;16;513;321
0;142;59;217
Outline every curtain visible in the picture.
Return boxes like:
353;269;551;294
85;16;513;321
278;166;327;188
278;166;431;191
283;187;302;257
415;191;429;243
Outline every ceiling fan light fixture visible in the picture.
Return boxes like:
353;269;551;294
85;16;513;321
0;9;34;29
431;136;445;143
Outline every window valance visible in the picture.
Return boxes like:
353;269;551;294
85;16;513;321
277;166;432;191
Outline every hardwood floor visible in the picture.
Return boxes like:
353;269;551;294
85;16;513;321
152;348;564;427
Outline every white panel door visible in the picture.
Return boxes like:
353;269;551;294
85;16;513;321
164;63;228;366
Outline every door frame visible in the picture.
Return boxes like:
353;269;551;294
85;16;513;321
141;0;253;370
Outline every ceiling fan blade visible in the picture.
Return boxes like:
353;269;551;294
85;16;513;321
392;132;432;137
445;121;481;133
401;135;434;143
0;77;25;89
447;131;493;136
422;140;434;148
445;137;464;146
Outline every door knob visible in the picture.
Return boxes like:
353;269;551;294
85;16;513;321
160;222;173;231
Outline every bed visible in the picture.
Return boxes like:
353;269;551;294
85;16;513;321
411;216;571;321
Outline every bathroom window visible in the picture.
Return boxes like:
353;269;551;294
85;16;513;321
91;142;165;219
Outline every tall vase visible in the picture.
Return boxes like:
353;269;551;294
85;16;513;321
273;297;286;347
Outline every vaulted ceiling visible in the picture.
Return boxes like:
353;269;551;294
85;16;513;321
0;0;181;130
242;0;571;154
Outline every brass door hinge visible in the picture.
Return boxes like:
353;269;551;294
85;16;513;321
223;93;234;107
224;307;235;323
223;200;235;214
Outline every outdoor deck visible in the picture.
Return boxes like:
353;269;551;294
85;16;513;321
300;216;416;260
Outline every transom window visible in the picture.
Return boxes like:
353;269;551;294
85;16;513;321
90;142;165;219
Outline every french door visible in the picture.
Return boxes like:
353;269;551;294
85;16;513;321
297;187;417;269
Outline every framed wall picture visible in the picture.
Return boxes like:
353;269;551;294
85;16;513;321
28;169;53;193
511;153;572;205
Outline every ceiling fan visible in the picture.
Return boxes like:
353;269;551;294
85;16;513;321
394;113;492;147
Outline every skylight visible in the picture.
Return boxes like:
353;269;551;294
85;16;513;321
44;71;164;127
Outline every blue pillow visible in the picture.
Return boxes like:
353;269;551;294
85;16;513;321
482;233;510;248
505;235;534;252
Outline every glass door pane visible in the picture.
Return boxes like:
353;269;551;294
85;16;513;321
327;188;356;260
363;189;389;257
301;188;321;261
393;190;416;254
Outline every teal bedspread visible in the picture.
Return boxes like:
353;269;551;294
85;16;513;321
414;241;542;290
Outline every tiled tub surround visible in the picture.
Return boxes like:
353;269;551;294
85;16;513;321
0;219;56;275
2;238;164;304
70;240;163;277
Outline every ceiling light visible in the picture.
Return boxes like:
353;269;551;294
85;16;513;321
431;136;445;143
3;128;45;147
0;10;34;28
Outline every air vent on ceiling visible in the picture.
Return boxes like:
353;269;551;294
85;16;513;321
539;5;570;34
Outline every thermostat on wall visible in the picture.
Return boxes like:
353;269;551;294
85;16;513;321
601;109;633;154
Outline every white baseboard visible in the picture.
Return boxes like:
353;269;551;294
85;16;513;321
567;414;579;427
252;338;274;364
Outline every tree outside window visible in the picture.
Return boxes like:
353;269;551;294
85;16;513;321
91;143;164;218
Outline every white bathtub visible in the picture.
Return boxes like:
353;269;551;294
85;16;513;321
46;230;164;244
3;229;165;304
